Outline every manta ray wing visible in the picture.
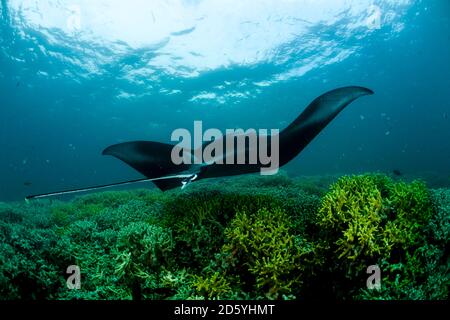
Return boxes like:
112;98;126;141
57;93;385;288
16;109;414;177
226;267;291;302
102;140;192;179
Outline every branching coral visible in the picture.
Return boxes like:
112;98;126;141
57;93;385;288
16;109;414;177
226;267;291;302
114;222;174;299
0;173;447;300
317;174;447;299
222;207;302;299
318;175;387;273
193;272;232;300
0;220;61;299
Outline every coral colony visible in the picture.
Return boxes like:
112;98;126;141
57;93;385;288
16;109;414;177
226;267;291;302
0;173;448;300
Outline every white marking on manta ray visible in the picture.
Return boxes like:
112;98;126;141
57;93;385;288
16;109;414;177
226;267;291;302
25;173;198;201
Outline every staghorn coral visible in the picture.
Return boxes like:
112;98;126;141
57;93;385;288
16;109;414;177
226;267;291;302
429;189;450;243
222;207;303;299
114;222;174;300
0;220;61;299
384;180;433;251
159;188;290;271
317;174;447;300
318;175;388;274
0;173;448;300
193;272;232;300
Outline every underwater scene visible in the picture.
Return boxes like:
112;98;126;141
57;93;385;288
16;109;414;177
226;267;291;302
0;0;449;302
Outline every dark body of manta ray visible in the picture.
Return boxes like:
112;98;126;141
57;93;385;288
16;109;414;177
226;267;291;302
26;86;373;200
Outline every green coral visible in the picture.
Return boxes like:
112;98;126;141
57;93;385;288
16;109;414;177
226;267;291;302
0;220;61;299
317;174;447;299
114;222;174;300
428;189;450;243
193;272;232;300
0;173;447;300
222;207;302;299
318;175;387;269
385;180;433;250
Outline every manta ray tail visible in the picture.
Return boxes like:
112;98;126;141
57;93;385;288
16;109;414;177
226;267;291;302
24;174;196;200
25;178;152;201
26;140;198;200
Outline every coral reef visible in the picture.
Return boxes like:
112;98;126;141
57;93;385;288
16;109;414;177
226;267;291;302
315;174;447;299
221;207;303;299
0;173;448;300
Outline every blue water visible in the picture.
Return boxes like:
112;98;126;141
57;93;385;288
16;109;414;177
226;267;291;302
1;0;449;201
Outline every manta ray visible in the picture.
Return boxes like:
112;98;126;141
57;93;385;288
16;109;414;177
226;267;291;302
26;86;373;200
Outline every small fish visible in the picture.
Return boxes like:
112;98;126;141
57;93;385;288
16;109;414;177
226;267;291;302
444;112;448;120
24;182;32;186
392;169;402;176
16;81;20;87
